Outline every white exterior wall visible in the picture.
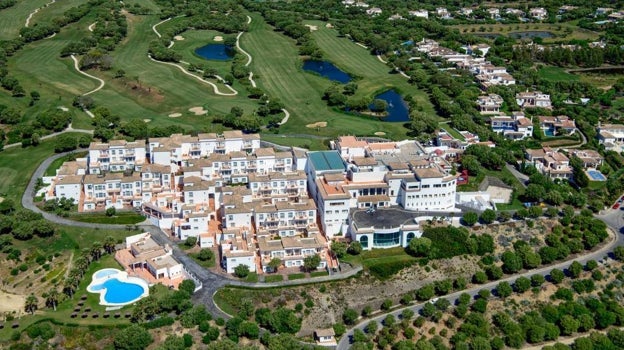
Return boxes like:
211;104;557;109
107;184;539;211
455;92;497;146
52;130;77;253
184;189;209;205
401;178;456;210
152;151;170;166
199;235;214;248
319;198;350;237
225;255;256;274
55;184;81;203
223;210;252;229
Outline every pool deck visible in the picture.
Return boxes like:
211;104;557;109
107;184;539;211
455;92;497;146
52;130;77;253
115;249;185;289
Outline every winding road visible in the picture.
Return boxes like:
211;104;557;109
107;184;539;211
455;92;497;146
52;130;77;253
3;123;93;149
336;209;624;349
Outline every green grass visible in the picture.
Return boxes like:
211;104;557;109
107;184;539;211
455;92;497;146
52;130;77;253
44;151;88;176
288;273;305;280
189;254;216;269
264;274;284;283
450;23;600;42
438;122;464;140
0;133;86;202
68;211;146;225
537;66;579;82
495;197;524;211
240;15;432;140
259;134;329;151
244;272;258;283
310;270;329;278
0;0;51;40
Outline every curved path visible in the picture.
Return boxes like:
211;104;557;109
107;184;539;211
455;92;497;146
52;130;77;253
235;28;257;88
336;209;624;349
3;123;93;149
25;0;56;28
70;55;105;96
147;55;238;96
151;18;237;96
88;22;96;32
278;109;290;125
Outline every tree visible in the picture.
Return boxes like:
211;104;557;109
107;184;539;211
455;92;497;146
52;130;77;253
331;241;348;258
496;281;513;298
25;294;38;314
266;257;281;272
558;315;580;336
365;321;378;334
525;184;545;202
550;269;565;284
381;299;392;311
105;207;116;217
568;261;583;278
462;212;479;226
197;248;214;262
342;308;358;325
54;135;78;153
90;241;102;261
114;324;153;350
234;264;250;278
480;209;496;224
303;254;321;271
613;246;624;261
348;241;362;255
407;237;431;257
514;276;531;293
501;250;523;274
103;235;117;254
370;98;388;113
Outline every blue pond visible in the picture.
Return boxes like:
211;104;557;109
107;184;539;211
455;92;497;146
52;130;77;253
370;90;410;122
90;278;145;304
195;44;234;61
302;60;351;83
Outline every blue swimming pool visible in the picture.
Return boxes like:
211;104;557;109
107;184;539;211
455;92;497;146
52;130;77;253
94;268;119;279
88;269;148;306
587;170;606;181
90;278;145;304
544;128;555;137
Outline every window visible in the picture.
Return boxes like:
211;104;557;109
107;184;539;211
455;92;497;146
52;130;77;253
360;236;369;248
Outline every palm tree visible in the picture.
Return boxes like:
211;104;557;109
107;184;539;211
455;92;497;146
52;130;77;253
45;289;60;311
103;236;116;254
25;294;38;315
63;279;76;298
74;257;89;275
91;241;103;261
80;248;91;263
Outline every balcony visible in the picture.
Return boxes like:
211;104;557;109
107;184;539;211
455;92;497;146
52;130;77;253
106;187;121;193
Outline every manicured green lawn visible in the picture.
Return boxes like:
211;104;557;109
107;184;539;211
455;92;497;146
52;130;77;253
438;122;465;140
68;211;146;225
0;133;85;202
288;273;305;280
537;66;579;82
259;134;329;151
310;270;329;278
44;151;88;176
189;253;217;269
264;274;284;283
450;23;600;42
0;0;51;40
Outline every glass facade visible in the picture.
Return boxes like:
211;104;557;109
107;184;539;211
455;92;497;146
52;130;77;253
373;231;401;247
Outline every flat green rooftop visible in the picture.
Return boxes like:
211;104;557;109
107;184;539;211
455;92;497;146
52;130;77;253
308;151;346;172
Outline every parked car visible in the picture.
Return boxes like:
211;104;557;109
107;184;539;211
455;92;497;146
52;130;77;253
613;203;620;210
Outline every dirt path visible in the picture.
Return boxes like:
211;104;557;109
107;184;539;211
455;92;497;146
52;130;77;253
64;251;74;279
3;123;93;149
70;55;105;95
25;0;56;28
521;327;623;349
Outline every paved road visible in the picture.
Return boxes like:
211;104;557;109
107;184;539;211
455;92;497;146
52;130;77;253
337;208;624;349
505;162;529;188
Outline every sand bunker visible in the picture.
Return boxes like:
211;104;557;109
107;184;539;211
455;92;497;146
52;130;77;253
374;131;386;136
0;196;4;203
57;106;69;112
174;35;185;41
306;121;327;128
305;25;318;31
0;291;25;313
326;23;334;28
168;113;182;118
189;107;207;116
143;119;151;123
213;35;223;42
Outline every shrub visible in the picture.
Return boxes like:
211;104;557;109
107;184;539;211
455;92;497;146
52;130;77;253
144;317;175;329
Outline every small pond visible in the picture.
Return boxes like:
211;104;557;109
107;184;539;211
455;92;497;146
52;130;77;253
302;60;351;83
473;31;555;40
508;31;555;39
370;90;410;122
195;44;235;61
